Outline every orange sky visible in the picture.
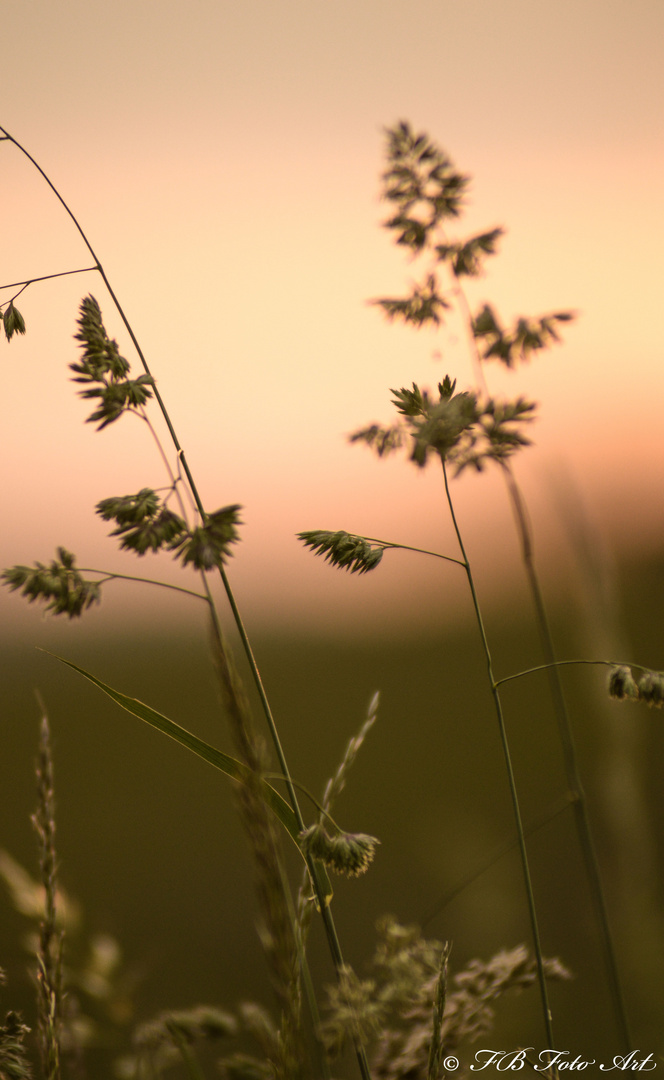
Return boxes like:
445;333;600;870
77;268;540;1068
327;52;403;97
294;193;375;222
2;0;663;637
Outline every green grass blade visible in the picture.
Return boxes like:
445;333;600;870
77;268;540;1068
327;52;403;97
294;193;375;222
45;651;302;849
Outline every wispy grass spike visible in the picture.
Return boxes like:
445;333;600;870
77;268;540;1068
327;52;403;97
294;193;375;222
32;705;63;1080
322;692;379;816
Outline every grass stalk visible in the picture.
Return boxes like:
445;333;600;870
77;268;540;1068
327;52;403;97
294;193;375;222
32;696;63;1080
502;467;631;1050
204;556;371;1078
77;568;207;601
452;279;632;1051
496;658;648;687
441;458;555;1049
421;790;577;927
1;266;99;292
361;537;466;568
1;125;371;1077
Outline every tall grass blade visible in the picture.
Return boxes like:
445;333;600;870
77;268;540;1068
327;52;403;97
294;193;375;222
45;652;303;849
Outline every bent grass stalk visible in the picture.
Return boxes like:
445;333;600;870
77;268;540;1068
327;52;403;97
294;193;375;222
0;125;372;1079
75;569;208;601
2;125;330;877
496;658;650;688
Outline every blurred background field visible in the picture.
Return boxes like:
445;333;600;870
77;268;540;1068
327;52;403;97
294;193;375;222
2;538;664;1067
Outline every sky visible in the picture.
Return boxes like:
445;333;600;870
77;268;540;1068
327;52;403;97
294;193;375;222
2;0;663;637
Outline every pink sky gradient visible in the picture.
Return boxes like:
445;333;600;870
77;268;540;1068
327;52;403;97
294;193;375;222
2;0;663;637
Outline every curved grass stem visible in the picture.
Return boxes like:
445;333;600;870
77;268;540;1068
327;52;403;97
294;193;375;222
1;128;302;819
363;536;466;568
495;657;645;689
2;125;371;1078
78;568;207;601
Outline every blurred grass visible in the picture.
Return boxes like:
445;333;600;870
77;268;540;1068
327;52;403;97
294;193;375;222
1;549;663;1069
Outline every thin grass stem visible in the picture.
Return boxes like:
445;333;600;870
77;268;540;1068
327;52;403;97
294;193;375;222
211;569;372;1078
421;791;577;927
0;266;98;292
452;268;632;1052
363;536;466;568
2;124;372;1078
0;128;205;533
78;568;207;601
136;409;196;524
1;128;302;805
263;773;346;833
441;458;555;1049
495;657;646;688
1;126;307;845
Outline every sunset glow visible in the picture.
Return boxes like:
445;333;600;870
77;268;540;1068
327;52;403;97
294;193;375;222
2;0;662;635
